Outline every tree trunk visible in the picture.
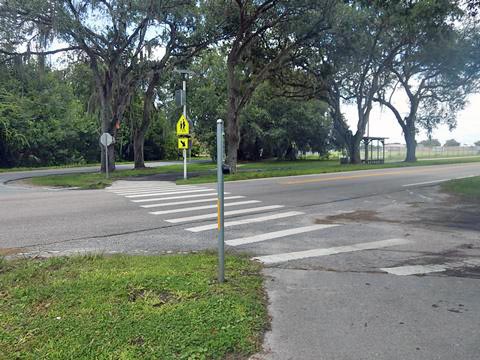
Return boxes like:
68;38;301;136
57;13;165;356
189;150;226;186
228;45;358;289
133;72;159;169
404;124;417;162
347;135;362;164
226;56;241;174
332;112;362;164
99;104;116;173
133;130;146;169
226;107;240;174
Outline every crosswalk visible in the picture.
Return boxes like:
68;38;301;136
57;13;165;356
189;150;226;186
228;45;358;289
106;180;474;277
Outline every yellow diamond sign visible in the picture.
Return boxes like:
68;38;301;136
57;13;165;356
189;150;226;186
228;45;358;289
176;114;189;136
178;137;189;150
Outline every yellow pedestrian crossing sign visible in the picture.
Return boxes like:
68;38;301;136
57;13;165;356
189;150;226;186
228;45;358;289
178;137;189;149
176;114;189;136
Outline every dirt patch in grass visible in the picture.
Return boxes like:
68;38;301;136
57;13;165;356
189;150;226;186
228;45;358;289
0;247;25;256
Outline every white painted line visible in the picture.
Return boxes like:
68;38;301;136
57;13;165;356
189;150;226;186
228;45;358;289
126;189;212;198
109;184;199;190
165;205;283;223
402;175;477;187
402;179;450;187
226;224;339;247
380;264;447;276
109;184;198;191
149;200;262;215
186;211;304;232
141;196;245;208
111;186;200;195
381;258;480;276
107;183;176;190
253;238;412;265
108;182;173;188
132;192;227;203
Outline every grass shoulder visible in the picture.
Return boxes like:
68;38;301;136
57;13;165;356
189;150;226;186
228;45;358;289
178;157;480;185
0;163;100;173
0;252;268;359
28;162;216;189
442;176;480;200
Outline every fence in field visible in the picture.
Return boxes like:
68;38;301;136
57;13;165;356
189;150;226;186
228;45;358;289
384;145;480;161
300;145;480;161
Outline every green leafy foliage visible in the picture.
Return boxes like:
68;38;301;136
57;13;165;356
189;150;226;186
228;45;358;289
189;51;332;161
0;61;98;167
444;139;461;147
419;139;441;147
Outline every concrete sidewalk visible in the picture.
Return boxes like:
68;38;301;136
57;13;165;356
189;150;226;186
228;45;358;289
252;268;480;360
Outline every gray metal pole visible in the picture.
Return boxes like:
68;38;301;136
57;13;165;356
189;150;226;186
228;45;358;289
183;77;187;179
104;134;109;179
217;119;225;283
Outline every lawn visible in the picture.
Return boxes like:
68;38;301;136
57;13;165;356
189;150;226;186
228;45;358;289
0;163;98;173
0;253;268;360
177;156;480;185
24;156;480;188
29;162;216;189
442;176;480;200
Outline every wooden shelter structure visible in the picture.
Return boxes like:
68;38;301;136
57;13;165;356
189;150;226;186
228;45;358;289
362;137;388;164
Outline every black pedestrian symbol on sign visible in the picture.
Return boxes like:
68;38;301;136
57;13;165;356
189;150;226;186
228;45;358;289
177;115;189;135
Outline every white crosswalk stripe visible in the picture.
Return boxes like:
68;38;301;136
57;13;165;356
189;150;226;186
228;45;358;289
126;188;213;198
149;200;261;215
108;184;194;190
109;186;200;195
253;238;412;265
380;258;480;276
165;205;284;223
107;182;179;190
106;181;424;272
185;211;304;232
132;192;224;203
226;224;339;247
141;196;245;208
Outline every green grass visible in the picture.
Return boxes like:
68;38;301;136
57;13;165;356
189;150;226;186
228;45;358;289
29;162;216;189
0;253;268;360
0;159;203;174
442;176;480;200
25;156;480;188
178;157;480;185
0;163;99;173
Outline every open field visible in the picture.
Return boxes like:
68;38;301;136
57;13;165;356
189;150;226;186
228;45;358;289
0;253;267;360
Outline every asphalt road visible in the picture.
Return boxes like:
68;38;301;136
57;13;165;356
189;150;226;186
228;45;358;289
1;161;480;359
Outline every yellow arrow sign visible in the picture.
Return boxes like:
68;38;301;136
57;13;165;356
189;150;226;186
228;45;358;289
178;137;189;149
176;114;189;135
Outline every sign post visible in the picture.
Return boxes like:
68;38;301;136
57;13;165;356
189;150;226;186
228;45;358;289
176;114;190;179
99;133;113;179
182;76;187;178
217;119;225;283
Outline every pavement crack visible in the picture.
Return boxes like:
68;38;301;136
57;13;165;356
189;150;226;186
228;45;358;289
18;223;183;249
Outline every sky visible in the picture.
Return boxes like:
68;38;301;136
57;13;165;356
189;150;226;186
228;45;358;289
343;93;480;146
